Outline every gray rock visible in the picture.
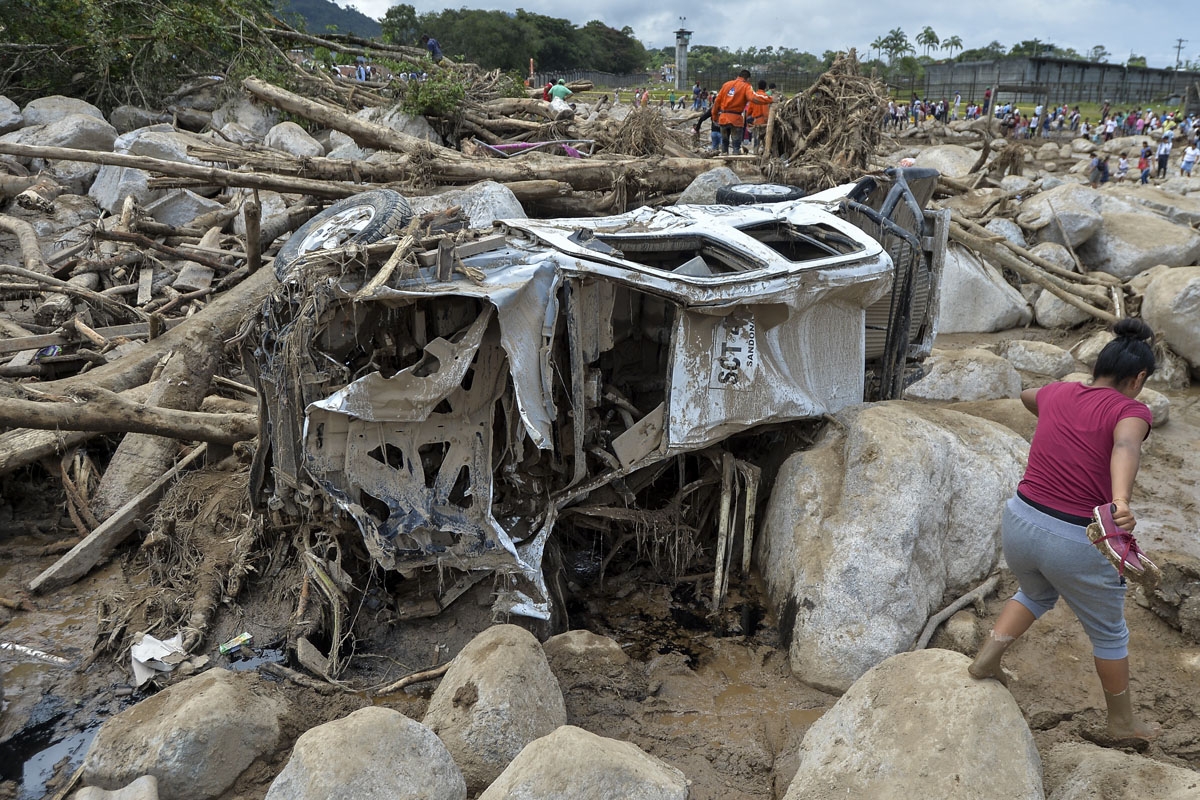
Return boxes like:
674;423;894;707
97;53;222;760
423;624;567;794
1072;328;1190;389
89;128;210;214
479;726;688;800
82;669;285;800
999;175;1033;194
936;245;1031;333
1041;162;1059;172
143;190;224;229
5;113;117;152
326;130;370;161
0;95;22;133
265;707;465;800
1035;142;1060;161
1071;137;1097;154
407;181;525;228
1016;183;1103;248
985;217;1027;248
217;122;261;145
1043;741;1199;800
359;105;443;144
782;650;1042;800
905;348;1023;401
264;121;325;158
47;160;102;196
21;95;105;127
1077;213;1200;280
912;144;979;178
72;776;159;800
1070;330;1112;367
210;96;278;138
1102;185;1200;226
1137;267;1200;375
1040;175;1066;190
676;167;741;205
233;190;290;237
1034;289;1091;329
1000;340;1076;378
758;403;1028;692
169;78;224;113
1029;241;1077;272
109;106;172;134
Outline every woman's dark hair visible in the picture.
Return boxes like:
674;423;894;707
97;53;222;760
1093;318;1156;382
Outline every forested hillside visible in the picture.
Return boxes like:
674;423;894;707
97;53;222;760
276;0;382;38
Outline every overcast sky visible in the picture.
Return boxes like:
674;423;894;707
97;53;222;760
350;0;1195;70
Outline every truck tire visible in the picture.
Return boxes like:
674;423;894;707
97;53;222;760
274;189;412;280
715;183;806;205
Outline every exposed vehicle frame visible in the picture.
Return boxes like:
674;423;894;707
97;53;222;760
245;168;948;620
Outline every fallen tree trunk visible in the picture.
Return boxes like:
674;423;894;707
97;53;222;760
0;214;47;273
0;385;258;445
89;322;220;520
0;141;369;199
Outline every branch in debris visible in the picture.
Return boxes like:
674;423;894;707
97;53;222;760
0;214;48;273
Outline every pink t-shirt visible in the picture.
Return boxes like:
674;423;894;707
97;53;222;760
1018;381;1152;519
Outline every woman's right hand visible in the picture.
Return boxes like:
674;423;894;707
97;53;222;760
1111;499;1136;531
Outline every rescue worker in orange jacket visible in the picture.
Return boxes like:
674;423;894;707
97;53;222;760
745;79;773;155
712;69;755;155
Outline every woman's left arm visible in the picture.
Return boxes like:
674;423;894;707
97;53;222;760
1110;416;1150;530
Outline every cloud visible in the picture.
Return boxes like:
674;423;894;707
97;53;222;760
352;0;1192;68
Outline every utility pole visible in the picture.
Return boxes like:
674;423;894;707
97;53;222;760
1175;38;1188;70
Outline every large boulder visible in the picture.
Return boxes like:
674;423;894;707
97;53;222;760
985;217;1027;248
478;726;688;800
81;669;285;800
1016;183;1103;248
408;180;526;227
543;630;648;720
912;144;979;179
782;650;1042;800
1071;328;1191;390
1034;288;1092;329
359;105;443;144
1077;213;1200;279
0;95;21;133
935;245;1032;333
1141;267;1200;374
676;167;741;205
905;348;1022;401
1000;339;1076;378
1043;742;1200;799
143;189;225;229
758;402;1028;692
1102;185;1200;226
423;624;567;793
109;105;172;134
264;121;325;158
1;112;117;153
265;707;465;800
21;95;105;127
210;96;278;138
88;127;211;214
1030;241;1077;272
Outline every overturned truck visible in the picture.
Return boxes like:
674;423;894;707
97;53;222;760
244;168;948;620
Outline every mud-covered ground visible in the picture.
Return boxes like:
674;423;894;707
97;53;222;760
2;323;1199;799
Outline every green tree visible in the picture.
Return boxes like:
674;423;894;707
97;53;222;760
1127;54;1147;68
380;3;419;47
870;35;886;63
882;28;913;64
941;35;963;59
1089;44;1110;62
0;0;279;111
957;40;1006;61
916;26;939;57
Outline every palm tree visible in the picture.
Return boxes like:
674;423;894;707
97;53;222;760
942;35;963;59
882;28;910;64
870;35;886;63
917;26;939;58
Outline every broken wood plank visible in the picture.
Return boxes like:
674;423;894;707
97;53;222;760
28;444;207;594
136;266;154;306
415;235;508;267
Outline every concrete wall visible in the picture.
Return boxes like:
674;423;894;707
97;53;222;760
921;57;1200;108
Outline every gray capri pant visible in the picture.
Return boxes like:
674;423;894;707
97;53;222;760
1002;495;1129;660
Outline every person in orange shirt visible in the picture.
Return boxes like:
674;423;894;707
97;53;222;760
745;79;773;155
712;69;755;155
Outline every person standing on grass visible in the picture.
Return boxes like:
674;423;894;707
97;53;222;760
711;69;755;155
969;318;1160;748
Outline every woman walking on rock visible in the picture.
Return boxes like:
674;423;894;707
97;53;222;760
969;318;1160;747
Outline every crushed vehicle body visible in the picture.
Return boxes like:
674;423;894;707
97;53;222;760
244;168;949;619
